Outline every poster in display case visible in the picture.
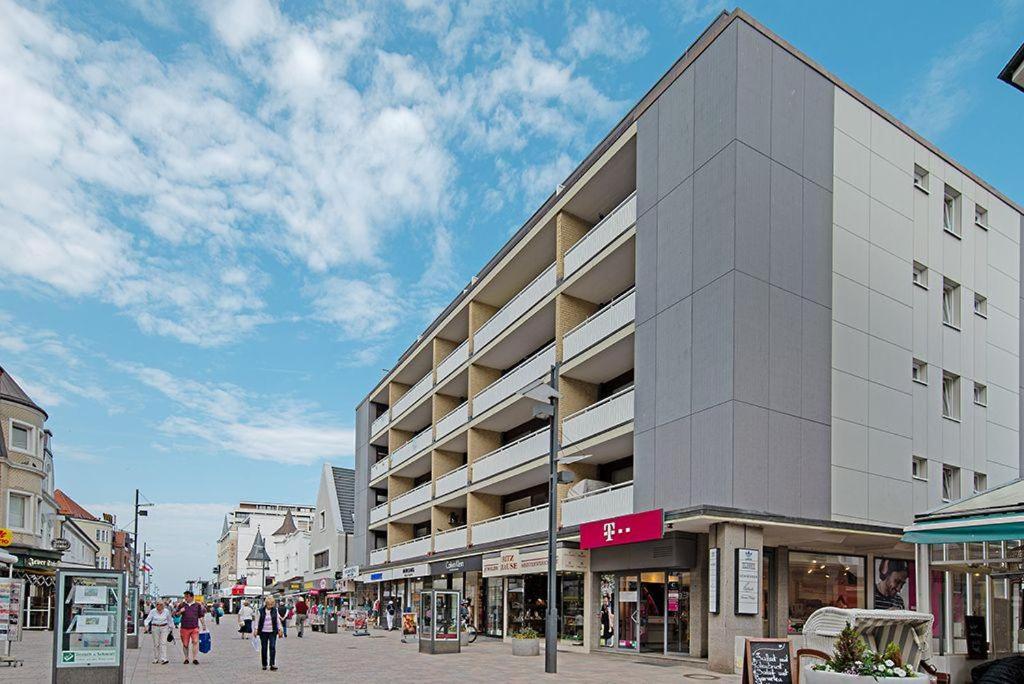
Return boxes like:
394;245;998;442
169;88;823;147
418;590;461;654
53;569;126;672
0;578;24;643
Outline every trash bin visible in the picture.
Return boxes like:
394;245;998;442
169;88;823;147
326;613;338;634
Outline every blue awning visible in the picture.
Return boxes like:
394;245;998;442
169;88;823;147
902;512;1024;544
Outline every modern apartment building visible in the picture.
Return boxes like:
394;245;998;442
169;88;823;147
353;9;1023;672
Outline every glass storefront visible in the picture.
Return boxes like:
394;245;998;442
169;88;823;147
484;578;503;637
599;569;691;654
788;552;866;633
505;573;584;640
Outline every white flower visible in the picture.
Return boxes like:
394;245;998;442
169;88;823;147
885;659;895;667
895;669;906;678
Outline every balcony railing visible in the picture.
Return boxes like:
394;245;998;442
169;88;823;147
434;525;468;553
437;339;469;381
392;371;433;418
390;535;432;562
563;288;635;360
472;427;549;483
473;344;556;416
435;464;468;498
473;263;556;351
436;402;469;440
561;481;633;528
370;457;390;481
369;502;389;524
391;481;433;515
472;504;548;547
371;410;390;437
391;427;432;467
562;386;634;445
370;547;388;565
563;192;637;277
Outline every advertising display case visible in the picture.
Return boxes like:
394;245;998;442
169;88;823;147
52;568;126;684
418;589;461;654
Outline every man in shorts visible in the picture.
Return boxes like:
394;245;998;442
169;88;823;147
174;590;206;664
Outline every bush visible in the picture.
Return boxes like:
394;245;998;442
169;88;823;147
811;624;919;678
512;628;540;640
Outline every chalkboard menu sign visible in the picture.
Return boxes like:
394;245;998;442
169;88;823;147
741;639;793;684
965;615;988;659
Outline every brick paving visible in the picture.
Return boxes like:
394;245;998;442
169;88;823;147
5;619;740;683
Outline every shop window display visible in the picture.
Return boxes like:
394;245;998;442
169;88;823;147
788;552;865;633
506;574;584;640
560;575;584;642
484;579;503;638
599;574;616;647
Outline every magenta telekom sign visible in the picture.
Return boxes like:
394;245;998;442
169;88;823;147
579;509;664;550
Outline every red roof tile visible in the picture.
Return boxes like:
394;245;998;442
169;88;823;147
55;489;98;521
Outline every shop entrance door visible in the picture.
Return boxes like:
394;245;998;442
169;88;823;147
666;572;689;653
617;575;640;649
639;572;665;652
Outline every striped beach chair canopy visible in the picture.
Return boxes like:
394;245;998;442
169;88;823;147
801;607;934;670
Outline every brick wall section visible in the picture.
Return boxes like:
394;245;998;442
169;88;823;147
467;427;501;469
387;521;413;545
468;301;498;354
431;449;463;479
467;365;501;414
555;293;599;362
388;474;413;499
556;210;593;279
388;428;412;454
558;377;598;442
387;381;411;409
466;492;500;526
432;393;462;427
432;338;458;380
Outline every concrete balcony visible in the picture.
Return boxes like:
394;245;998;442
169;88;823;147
436;402;469;440
560;481;633;528
562;386;634;445
472;427;549;483
437;339;469;381
563;289;635;361
434;525;468;553
370;547;388;565
371;410;390;437
369;502;389;524
393;371;433;418
392;481;433;515
370;457;390;481
472;504;548;546
390;536;432;562
563;192;637;277
473;344;556;417
391;427;432;467
435;465;468;498
474;263;556;351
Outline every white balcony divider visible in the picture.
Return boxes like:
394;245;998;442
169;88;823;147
435;402;469;440
435;465;468;498
370;457;390;481
562;386;634;445
561;481;633;528
371;410;390;437
563;288;636;360
472;427;549;483
471;504;548;546
437;339;469;381
390;535;432;561
369;502;389;524
392;371;433;418
391;480;433;515
391;427;432;467
434;525;468;553
370;547;388;565
564;192;637;277
473;263;556;351
473;344;556;416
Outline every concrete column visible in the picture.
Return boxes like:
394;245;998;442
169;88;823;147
468;301;498;354
581;555;593;653
772;547;789;638
690;533;708;657
432;337;458;379
555;210;593;279
708;522;764;673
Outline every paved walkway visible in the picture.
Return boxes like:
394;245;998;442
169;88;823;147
5;619;739;682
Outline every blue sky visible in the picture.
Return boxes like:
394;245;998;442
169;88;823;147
1;0;1021;592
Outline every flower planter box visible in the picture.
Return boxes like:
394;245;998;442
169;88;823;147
512;638;540;656
803;670;920;683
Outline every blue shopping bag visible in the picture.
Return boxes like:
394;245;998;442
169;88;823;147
198;630;212;654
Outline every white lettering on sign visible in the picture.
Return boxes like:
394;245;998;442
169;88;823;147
601;521;632;543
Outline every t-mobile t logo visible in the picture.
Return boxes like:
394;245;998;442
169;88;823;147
602;521;631;542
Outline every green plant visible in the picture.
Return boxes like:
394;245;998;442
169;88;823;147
811;624;919;678
512;628;540;640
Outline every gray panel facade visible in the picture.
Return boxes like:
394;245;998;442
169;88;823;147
354;399;370;566
633;19;835;521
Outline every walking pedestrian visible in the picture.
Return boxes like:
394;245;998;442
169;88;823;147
277;599;288;637
213;602;222;625
238;599;254;639
144;599;172;664
385;600;396;631
253;596;283;672
174;590;207;665
294;597;308;637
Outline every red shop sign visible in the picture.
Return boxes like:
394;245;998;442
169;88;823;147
579;509;664;550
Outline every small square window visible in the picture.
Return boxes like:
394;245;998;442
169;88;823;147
973;293;987;318
942;465;960;502
942;372;961;421
973;382;987;407
913;165;929;192
912;456;928;481
973;472;987;494
912;261;928;289
942;278;961;329
974;204;988;229
943;185;961;237
912;359;928;385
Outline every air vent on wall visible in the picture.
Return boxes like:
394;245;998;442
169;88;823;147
652;543;674;559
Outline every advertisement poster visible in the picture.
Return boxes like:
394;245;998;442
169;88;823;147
735;548;760;616
73;585;109;605
57;572;124;669
708;548;720;614
0;578;24;642
402;612;417;636
873;558;916;611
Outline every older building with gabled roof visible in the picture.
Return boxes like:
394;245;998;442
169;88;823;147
305;464;357;594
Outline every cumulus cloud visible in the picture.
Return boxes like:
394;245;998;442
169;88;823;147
565;8;649;62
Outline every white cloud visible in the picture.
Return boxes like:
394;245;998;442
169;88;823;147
566;8;649;62
669;0;728;26
206;0;280;50
307;275;404;339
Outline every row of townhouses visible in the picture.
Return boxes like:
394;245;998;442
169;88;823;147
351;8;1024;675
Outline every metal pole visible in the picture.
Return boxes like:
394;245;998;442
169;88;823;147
545;364;559;674
132;489;139;588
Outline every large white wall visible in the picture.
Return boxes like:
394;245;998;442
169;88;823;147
830;89;1021;527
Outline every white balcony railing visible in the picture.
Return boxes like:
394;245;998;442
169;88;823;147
562;386;635;445
563;289;635;360
473;344;556;416
391;481;433;515
436;402;469;440
371;410;390;437
472;428;549;483
434;525;468;553
391;427;432;467
390;535;432;562
473;263;556;351
564;192;637;277
370;457;390;481
561;481;634;528
437;339;469;381
370;547;388;565
369;502;389;524
472;504;549;547
435;465;468;498
392;371;433;418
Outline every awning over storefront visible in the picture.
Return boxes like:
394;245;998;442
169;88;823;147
902;477;1024;544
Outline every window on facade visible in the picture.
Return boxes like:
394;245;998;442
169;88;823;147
973;382;987;407
973;293;987;318
974;204;988;229
942;372;960;420
913;164;929;192
942;465;960;502
319;510;326;530
912;456;928;480
788;552;866;633
10;423;30;452
942;278;961;328
7;493;30;530
912;261;928;289
973;472;987;494
943;185;961;236
912;359;927;385
314;550;329;569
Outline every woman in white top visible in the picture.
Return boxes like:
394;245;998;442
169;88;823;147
144;599;173;664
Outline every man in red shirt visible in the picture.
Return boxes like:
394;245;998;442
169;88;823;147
174;591;207;665
294;597;309;637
